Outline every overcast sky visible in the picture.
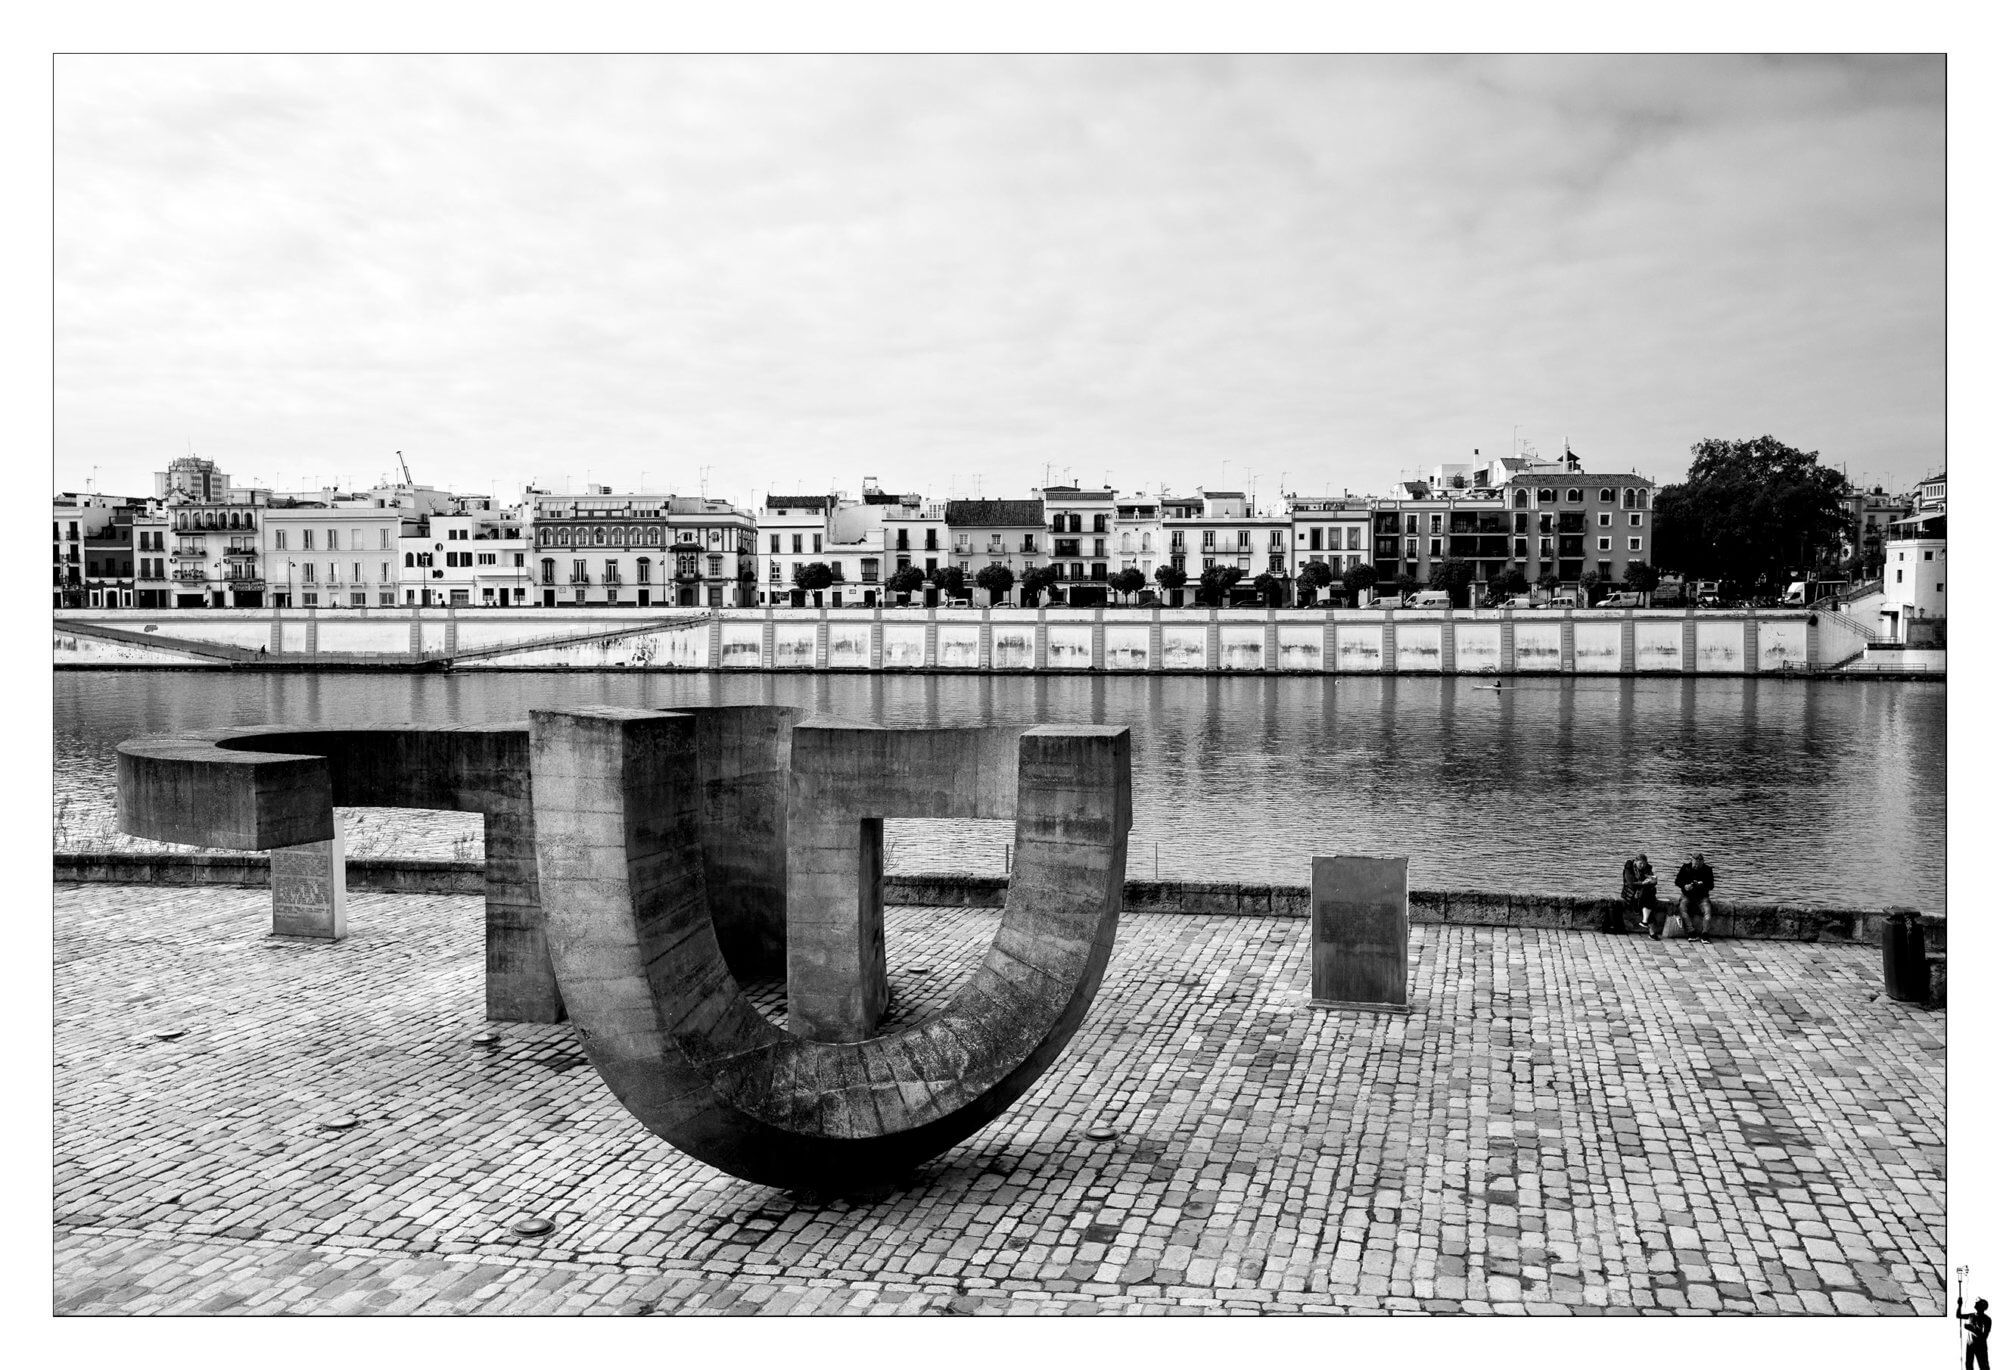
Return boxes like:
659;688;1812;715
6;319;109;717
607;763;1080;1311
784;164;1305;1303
54;54;1944;509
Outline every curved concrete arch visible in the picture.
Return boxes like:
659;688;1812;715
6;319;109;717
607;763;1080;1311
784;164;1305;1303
529;707;1130;1192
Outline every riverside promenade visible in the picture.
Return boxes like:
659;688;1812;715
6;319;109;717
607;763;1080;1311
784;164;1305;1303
54;884;1943;1316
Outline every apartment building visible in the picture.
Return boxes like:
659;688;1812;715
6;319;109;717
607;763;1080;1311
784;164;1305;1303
263;501;405;609
1883;471;1945;641
1283;495;1373;584
1500;471;1654;589
53;494;113;609
400;509;532;607
165;492;275;608
1039;486;1116;605
945;499;1045;606
1112;493;1165;583
531;490;754;609
1161;491;1289;600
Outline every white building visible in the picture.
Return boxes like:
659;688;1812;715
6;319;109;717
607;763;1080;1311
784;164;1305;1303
1882;472;1945;642
263;501;406;609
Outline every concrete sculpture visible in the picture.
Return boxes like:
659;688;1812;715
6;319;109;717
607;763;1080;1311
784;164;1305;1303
118;708;1132;1192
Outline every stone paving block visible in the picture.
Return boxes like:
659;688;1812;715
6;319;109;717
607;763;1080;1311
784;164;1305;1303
53;886;1943;1318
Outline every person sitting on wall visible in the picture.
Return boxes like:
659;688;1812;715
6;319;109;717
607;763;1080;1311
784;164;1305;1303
1674;853;1718;943
1622;853;1661;939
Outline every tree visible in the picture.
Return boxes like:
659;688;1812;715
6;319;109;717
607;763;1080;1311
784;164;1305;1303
1296;560;1334;605
1579;569;1605;605
1198;564;1245;605
885;565;925;599
792;561;834;593
1536;571;1560;593
1621;561;1660;594
1340;562;1378;600
935;565;967;600
1392;572;1420;603
1019;564;1061;606
1108;567;1147;603
1490;565;1529;598
1426;557;1476;608
1252;571;1286;606
973;563;1015;603
1651;435;1848;594
1153;564;1189;604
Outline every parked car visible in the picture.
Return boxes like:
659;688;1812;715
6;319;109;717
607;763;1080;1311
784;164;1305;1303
1598;591;1644;608
1543;591;1582;609
1401;590;1453;609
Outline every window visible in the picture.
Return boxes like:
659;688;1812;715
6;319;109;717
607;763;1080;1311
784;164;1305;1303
1202;530;1216;550
275;530;288;550
1405;538;1418;559
1896;569;1904;583
381;529;392;549
1565;489;1583;503
1347;527;1360;551
1629;513;1642;527
1600;488;1615;502
1405;515;1418;534
1236;531;1250;551
1636;490;1648;509
572;559;586;583
1429;538;1442;558
302;564;316;583
381;562;391;581
303;529;315;550
1309;527;1322;551
1599;513;1612;527
1597;537;1611;551
478;553;496;566
1924;550;1933;561
1538;488;1555;505
604;559;619;584
708;555;723;577
352;562;361;583
327;530;339;550
1513;489;1528;509
1628;539;1642;552
1022;534;1037;553
1513;538;1528;559
302;592;318;607
813;534;823;553
771;535;781;554
1539;537;1553;556
1428;514;1442;534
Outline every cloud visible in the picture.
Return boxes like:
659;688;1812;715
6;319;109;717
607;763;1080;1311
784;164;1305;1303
55;55;1943;502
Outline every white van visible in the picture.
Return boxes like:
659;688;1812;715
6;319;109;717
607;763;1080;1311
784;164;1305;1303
1401;590;1453;609
1544;591;1582;609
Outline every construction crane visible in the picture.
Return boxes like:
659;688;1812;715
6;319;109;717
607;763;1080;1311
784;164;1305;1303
396;450;414;486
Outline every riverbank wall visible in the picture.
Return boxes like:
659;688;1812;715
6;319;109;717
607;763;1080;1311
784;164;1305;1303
55;851;1945;957
53;604;1940;677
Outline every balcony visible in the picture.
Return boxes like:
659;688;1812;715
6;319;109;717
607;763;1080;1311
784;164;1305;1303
569;574;590;585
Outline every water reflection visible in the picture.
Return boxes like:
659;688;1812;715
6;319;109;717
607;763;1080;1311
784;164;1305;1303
53;670;1945;911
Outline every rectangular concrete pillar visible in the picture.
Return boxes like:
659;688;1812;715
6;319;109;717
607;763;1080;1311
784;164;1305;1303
407;613;420;656
1206;607;1220;671
483;807;564;1023
1264;606;1278;672
980;608;993;671
1093;607;1106;671
1744;614;1760;674
815;608;830;670
1309;854;1409;1013
1322;609;1336;673
1439;612;1456;674
1150;607;1164;666
707;613;724;665
1034;606;1048;670
270;815;347;939
762;603;776;668
1380;610;1396;672
1559;610;1575;673
306;611;319;655
445;608;459;656
1620;611;1636;674
925;608;939;667
270;612;284;655
869;603;884;670
1682;610;1698;675
1500;612;1516;673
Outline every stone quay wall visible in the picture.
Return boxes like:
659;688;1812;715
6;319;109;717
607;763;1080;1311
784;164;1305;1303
54;852;1943;956
51;604;1875;677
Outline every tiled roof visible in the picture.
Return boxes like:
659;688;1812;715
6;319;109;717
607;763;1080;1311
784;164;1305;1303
765;494;833;511
946;499;1044;527
1041;487;1114;500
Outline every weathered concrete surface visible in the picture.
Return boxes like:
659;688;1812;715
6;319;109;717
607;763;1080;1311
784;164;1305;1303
785;723;1027;1041
53;885;1944;1316
527;709;1131;1192
1309;856;1409;1013
269;817;347;939
686;706;800;980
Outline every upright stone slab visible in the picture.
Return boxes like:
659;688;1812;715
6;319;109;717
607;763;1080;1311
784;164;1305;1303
1309;854;1410;1013
270;815;348;939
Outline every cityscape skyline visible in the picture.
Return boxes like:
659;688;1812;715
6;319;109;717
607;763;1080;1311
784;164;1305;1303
57;56;1944;507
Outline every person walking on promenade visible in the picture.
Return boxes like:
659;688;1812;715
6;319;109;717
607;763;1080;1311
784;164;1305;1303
1675;853;1717;943
1961;1295;1991;1370
1623;853;1662;938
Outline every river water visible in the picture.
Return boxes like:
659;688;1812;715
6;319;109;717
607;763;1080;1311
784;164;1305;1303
53;670;1946;912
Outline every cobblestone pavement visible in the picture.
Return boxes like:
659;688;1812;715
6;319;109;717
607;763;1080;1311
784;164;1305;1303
54;884;1944;1315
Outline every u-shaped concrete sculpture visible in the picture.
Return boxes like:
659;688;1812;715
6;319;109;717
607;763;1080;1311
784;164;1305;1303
118;707;1132;1192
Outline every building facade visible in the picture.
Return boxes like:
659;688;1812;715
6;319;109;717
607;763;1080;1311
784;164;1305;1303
1039;486;1117;604
945;499;1045;606
262;502;404;610
531;492;754;609
1882;472;1945;641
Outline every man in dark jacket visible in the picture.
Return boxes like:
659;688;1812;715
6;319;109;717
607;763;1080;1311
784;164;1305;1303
1675;854;1717;942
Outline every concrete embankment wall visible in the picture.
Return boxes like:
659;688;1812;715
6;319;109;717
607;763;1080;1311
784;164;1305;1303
54;853;1943;953
54;604;1876;677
